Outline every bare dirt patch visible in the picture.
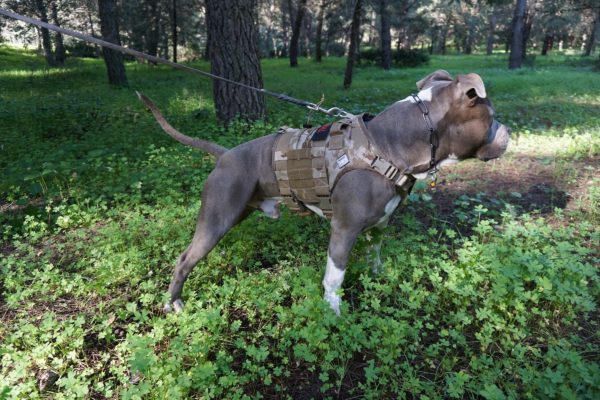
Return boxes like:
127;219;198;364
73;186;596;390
405;152;599;234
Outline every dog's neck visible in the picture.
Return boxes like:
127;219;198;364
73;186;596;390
365;93;451;174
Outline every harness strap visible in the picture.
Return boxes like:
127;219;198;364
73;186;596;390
350;115;412;190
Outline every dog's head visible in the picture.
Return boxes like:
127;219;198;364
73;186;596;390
416;70;511;162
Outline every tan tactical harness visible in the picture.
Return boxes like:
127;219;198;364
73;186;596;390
270;115;415;218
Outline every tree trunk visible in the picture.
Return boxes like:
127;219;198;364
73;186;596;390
172;0;178;62
98;0;128;86
379;0;391;70
146;0;160;59
302;11;312;57
205;0;265;124
541;35;553;55
509;0;527;69
344;0;362;89
51;1;66;66
35;0;56;66
203;0;210;59
486;11;497;55
522;3;533;52
440;28;447;55
86;6;100;56
315;0;327;62
584;8;600;56
289;0;307;67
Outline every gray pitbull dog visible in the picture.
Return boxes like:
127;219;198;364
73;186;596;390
138;70;510;315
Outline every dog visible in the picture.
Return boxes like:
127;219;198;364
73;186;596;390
137;69;511;315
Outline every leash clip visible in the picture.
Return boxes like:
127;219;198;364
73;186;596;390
307;103;355;119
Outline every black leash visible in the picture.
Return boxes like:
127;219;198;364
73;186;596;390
410;93;439;187
0;8;354;119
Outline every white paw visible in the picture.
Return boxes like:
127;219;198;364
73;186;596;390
173;299;184;313
163;299;185;314
324;292;341;316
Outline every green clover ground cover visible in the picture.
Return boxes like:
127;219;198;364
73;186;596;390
1;46;599;398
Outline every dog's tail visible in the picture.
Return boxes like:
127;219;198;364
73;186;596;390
136;91;228;157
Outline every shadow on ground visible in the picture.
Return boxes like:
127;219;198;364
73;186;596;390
393;153;598;236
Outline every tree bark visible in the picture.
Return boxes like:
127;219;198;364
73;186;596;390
315;0;327;62
35;0;56;66
584;7;600;56
98;0;128;86
486;10;497;55
289;0;307;67
379;0;391;70
522;3;533;53
146;0;160;59
172;0;178;62
541;35;553;55
344;0;362;89
509;0;527;69
439;27;447;55
51;1;66;66
86;6;100;56
205;0;265;124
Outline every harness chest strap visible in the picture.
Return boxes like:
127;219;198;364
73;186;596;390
349;115;413;190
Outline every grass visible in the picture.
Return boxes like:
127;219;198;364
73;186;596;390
1;45;599;399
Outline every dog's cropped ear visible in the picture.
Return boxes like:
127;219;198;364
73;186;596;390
416;70;453;90
456;73;487;106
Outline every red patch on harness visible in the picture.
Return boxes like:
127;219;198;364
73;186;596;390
312;123;332;141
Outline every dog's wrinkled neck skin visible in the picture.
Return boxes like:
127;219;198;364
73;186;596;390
366;82;452;174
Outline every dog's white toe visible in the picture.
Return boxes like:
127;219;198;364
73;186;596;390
324;293;341;316
163;303;173;314
173;299;184;313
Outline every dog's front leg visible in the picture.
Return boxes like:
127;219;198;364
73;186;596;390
323;224;361;315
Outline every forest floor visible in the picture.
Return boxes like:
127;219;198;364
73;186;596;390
1;47;599;399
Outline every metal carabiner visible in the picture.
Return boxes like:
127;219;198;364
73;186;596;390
306;104;355;119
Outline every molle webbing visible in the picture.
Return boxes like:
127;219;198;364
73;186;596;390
273;116;414;218
273;124;340;216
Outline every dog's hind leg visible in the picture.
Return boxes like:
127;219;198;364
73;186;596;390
164;167;257;313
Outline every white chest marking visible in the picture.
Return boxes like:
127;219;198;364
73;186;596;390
413;154;459;180
396;87;433;104
373;194;401;228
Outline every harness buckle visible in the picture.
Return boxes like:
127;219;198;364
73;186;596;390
371;157;399;180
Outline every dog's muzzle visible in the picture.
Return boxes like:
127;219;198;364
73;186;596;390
477;120;511;161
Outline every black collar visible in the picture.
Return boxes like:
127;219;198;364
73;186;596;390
410;93;439;187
